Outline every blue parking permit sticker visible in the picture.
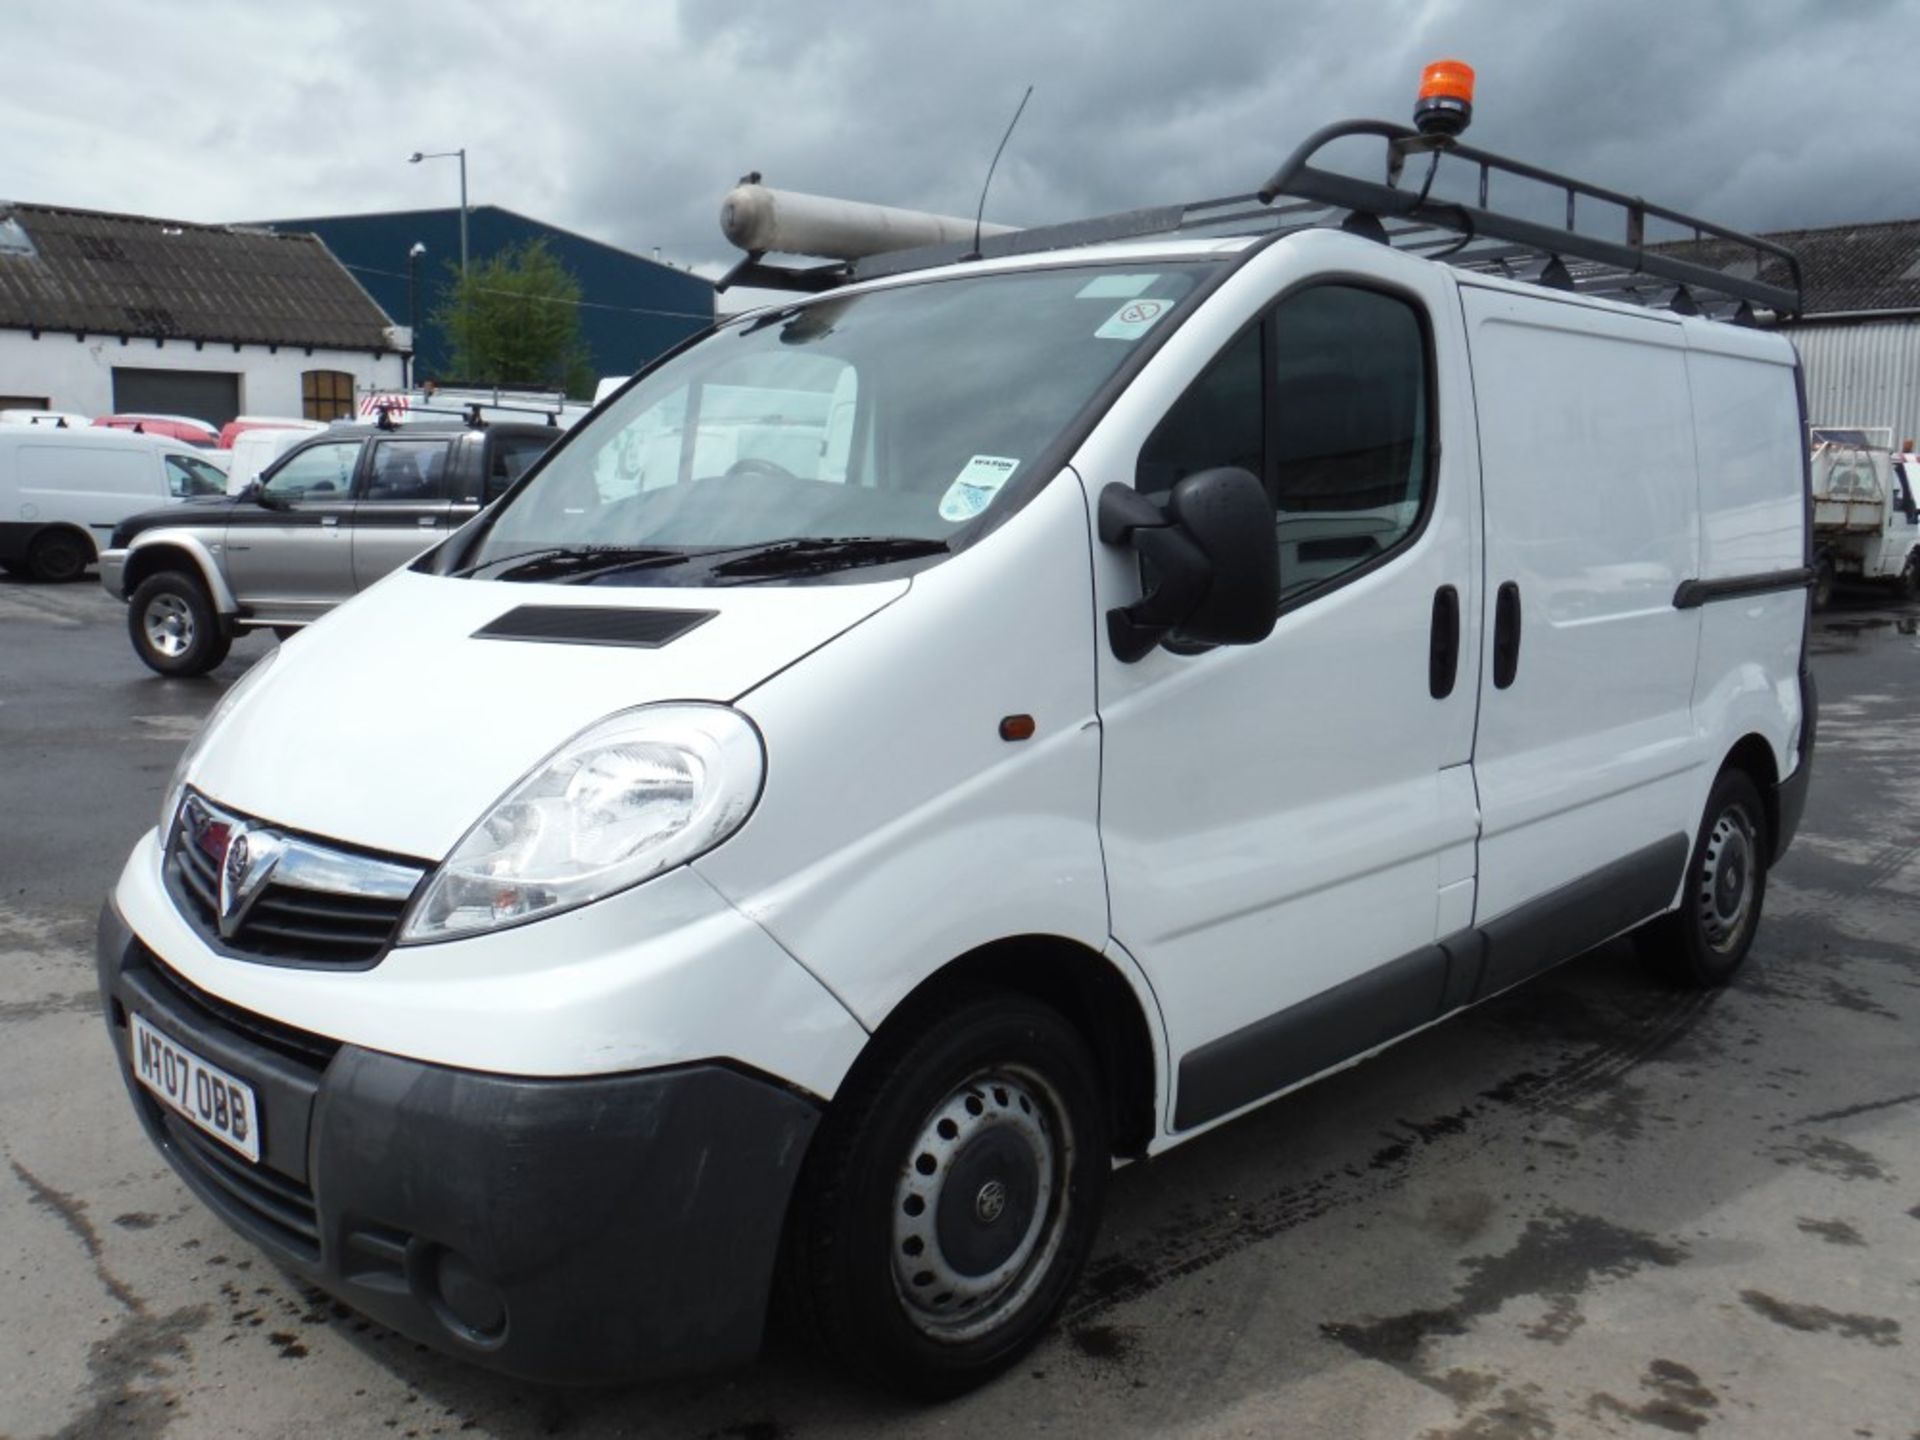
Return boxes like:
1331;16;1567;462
1095;297;1173;340
939;455;1020;522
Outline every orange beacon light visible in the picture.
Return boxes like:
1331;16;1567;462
1414;59;1475;137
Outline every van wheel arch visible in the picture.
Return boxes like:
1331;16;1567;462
1721;733;1781;857
838;937;1161;1162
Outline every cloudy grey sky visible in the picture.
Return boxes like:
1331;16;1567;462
4;0;1912;284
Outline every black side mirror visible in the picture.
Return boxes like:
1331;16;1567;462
1098;468;1279;662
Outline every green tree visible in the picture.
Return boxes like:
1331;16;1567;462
431;239;595;397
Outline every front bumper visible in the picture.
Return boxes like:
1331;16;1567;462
99;548;128;600
98;900;822;1385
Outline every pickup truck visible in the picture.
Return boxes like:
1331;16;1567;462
102;420;557;675
1809;426;1920;605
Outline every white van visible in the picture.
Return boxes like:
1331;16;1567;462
97;109;1814;1395
224;423;326;494
0;427;228;580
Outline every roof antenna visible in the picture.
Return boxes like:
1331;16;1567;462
968;85;1033;261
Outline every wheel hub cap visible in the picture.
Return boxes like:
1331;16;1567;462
890;1067;1074;1342
143;596;195;658
975;1180;1007;1224
1697;806;1756;952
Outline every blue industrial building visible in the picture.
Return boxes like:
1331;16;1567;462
258;206;713;392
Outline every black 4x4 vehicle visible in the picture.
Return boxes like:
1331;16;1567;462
103;421;558;675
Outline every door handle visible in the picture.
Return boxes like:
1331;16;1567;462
320;515;339;527
1493;581;1522;690
1429;585;1460;699
417;516;438;527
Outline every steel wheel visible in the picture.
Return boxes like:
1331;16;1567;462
889;1065;1075;1343
143;592;196;659
27;529;89;582
1695;804;1758;954
782;990;1110;1397
1639;767;1769;987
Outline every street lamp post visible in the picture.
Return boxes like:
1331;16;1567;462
405;242;426;387
407;148;468;281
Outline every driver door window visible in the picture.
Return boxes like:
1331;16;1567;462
262;441;361;501
165;453;227;498
1138;284;1431;604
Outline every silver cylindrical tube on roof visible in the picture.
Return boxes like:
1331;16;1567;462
719;183;1018;261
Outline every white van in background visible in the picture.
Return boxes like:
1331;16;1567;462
97;99;1816;1397
0;428;227;580
1;408;93;429
224;424;325;493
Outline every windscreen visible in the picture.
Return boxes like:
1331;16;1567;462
462;263;1218;584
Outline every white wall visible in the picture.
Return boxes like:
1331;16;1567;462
0;327;406;419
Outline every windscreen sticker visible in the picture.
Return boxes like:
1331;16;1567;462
1095;297;1172;341
938;455;1020;522
1076;273;1160;300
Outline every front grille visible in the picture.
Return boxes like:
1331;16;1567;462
137;949;341;1074
159;1109;321;1258
166;795;422;968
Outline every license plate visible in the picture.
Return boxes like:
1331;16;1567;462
130;1012;261;1163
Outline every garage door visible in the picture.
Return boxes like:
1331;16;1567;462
111;368;241;427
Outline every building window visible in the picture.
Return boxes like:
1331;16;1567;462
302;370;355;421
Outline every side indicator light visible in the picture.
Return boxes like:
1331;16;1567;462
998;714;1036;742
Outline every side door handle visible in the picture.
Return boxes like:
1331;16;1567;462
1429;584;1460;699
1493;581;1523;690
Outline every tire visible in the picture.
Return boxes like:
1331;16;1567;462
26;528;90;583
128;571;231;678
782;990;1110;1398
1900;552;1920;601
1812;554;1836;610
1640;769;1770;988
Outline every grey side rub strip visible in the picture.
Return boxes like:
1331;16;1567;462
1173;834;1689;1131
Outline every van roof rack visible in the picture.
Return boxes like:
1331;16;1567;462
725;118;1802;323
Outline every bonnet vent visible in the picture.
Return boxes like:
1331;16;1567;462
472;605;716;649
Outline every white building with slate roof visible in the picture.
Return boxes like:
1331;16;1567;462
0;202;407;426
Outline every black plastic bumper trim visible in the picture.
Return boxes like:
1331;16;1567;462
98;900;822;1385
1172;835;1690;1132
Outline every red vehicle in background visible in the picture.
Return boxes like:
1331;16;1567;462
92;414;220;447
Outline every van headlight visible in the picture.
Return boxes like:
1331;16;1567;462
400;704;764;943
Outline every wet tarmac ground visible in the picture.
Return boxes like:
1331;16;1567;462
1;579;1915;1439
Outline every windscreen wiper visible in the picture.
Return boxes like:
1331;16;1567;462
453;545;689;581
704;535;950;579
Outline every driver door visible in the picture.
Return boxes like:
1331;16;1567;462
224;438;362;622
1088;245;1484;1132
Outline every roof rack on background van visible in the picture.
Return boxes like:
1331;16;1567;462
718;68;1802;326
365;401;562;430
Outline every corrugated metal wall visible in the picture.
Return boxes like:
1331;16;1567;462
1787;319;1920;445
